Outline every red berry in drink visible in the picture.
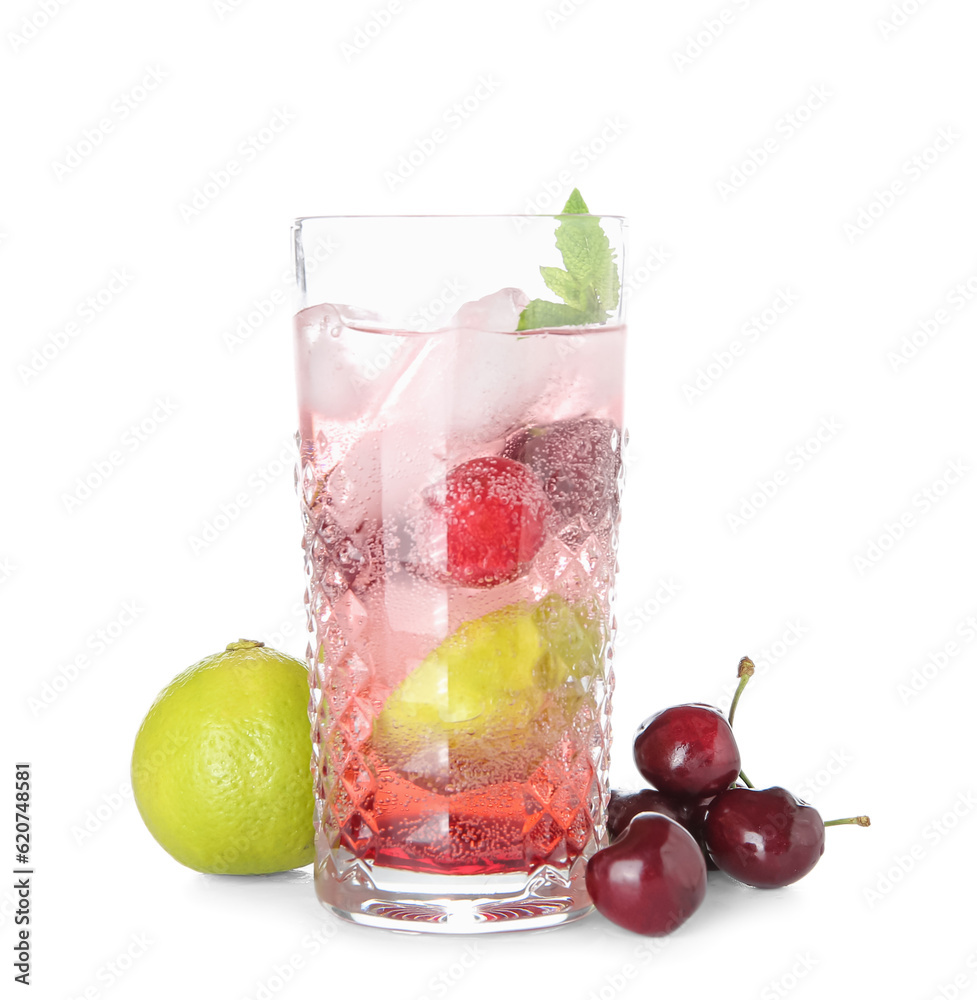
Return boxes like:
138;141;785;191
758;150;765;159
503;417;621;525
633;704;741;800
438;456;549;587
607;788;691;841
703;786;826;888
586;813;707;936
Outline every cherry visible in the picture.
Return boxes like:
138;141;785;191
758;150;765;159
607;788;692;841
685;795;722;871
703;786;870;888
586;813;707;936
436;456;550;587
633;704;741;799
503;417;621;526
593;654;871;933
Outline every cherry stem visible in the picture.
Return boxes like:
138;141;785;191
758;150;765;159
824;815;871;828
738;770;755;789
728;656;755;728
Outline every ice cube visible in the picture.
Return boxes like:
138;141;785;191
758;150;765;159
443;325;556;444
334;302;383;328
297;302;430;423
449;287;529;333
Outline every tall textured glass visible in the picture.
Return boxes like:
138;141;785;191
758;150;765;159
292;213;627;932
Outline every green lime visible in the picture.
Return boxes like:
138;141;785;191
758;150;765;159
131;640;313;875
372;596;602;790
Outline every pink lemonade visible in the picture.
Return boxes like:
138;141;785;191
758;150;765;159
296;292;625;924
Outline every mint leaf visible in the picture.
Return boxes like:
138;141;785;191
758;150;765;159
517;188;620;331
561;188;589;214
554;208;620;315
539;266;585;308
517;299;591;332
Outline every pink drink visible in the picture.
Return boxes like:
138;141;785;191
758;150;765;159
296;302;625;915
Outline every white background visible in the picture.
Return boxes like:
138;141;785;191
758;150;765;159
3;0;977;997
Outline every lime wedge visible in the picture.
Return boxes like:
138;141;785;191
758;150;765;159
372;596;603;792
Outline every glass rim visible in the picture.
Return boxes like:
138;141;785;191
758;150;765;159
293;213;627;225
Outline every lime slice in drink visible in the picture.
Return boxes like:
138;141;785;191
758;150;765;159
372;596;603;792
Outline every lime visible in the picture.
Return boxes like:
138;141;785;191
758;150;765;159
131;640;314;875
372;596;602;790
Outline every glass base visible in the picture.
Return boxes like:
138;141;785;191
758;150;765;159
315;853;593;934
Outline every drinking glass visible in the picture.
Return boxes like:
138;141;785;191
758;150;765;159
293;213;627;932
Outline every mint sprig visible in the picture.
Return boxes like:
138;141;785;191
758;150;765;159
517;189;620;331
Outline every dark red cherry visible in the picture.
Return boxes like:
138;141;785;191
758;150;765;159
503;417;621;526
703;786;826;888
607;788;692;841
685;795;721;870
586;813;707;936
633;704;741;799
